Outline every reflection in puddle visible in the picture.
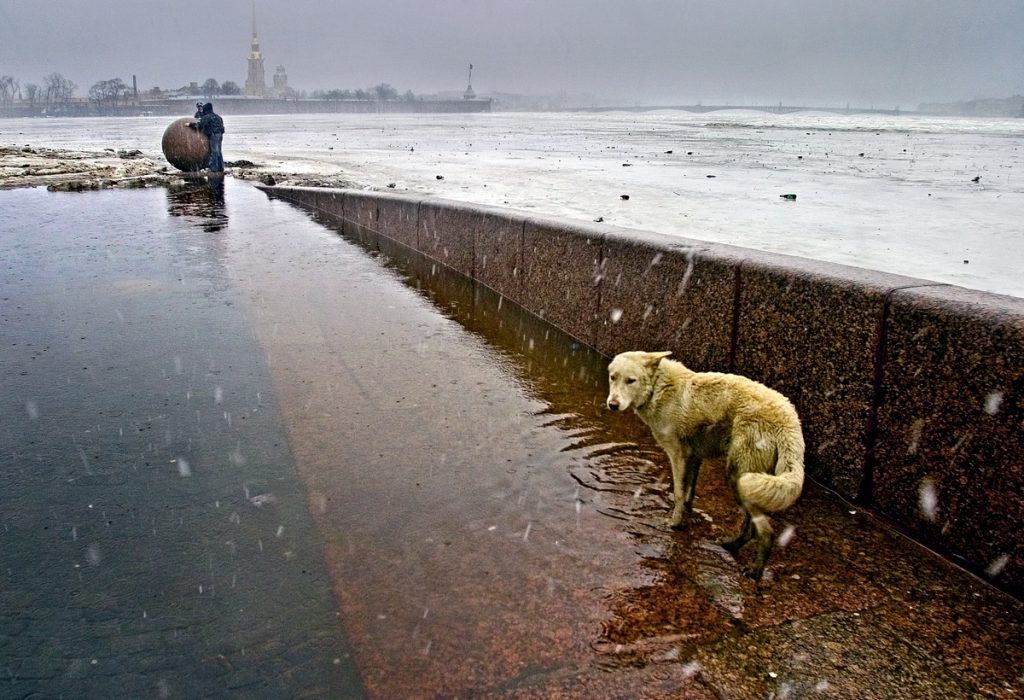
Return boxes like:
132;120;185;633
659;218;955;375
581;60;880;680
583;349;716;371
694;541;746;622
0;183;361;698
166;176;227;232
300;213;760;674
241;194;1024;697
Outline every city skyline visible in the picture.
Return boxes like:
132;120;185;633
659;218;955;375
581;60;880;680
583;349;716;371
1;0;1022;108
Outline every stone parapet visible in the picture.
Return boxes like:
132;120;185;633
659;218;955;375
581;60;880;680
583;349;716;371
258;184;1024;598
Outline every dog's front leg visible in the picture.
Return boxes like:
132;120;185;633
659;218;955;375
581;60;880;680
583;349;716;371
659;439;690;528
682;450;702;512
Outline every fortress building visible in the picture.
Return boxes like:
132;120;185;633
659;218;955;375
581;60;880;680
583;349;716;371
272;66;289;98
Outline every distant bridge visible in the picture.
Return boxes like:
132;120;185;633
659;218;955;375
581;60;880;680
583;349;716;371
574;104;912;116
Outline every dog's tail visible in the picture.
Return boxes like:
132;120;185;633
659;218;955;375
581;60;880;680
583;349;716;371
737;429;805;513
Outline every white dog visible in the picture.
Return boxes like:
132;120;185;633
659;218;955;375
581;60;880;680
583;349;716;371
607;351;805;579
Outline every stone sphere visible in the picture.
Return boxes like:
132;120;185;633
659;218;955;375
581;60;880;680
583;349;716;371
161;117;210;171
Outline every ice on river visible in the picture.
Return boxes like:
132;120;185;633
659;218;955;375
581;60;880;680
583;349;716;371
3;109;1022;297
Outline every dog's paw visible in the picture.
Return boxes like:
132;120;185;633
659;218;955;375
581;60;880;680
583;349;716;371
719;538;743;555
665;508;686;529
740;565;764;581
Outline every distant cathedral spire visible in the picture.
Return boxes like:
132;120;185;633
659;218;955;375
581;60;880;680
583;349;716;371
244;0;267;97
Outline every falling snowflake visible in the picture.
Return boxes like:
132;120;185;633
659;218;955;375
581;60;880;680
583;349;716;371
907;418;925;455
918;477;938;522
776;525;796;547
984;391;1004;416
176;457;191;477
986;554;1010;578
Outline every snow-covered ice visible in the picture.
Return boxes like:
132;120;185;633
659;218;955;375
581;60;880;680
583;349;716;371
2;110;1021;297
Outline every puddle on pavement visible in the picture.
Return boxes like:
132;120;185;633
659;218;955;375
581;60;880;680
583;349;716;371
241;201;786;694
6;180;1019;698
0;182;361;698
3;180;721;698
265;199;1024;699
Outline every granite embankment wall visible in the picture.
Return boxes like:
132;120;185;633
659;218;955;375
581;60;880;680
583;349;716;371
260;185;1024;598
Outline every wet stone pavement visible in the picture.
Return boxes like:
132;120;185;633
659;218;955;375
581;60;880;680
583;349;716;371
1;182;361;698
1;178;1022;698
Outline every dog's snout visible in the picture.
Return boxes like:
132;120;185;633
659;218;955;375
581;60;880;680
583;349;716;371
607;399;620;411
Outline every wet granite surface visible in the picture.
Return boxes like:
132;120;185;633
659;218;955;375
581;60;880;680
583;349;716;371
418;199;476;276
732;255;931;501
345;190;380;232
318;188;345;222
373;193;420;250
241;186;1024;698
270;185;1024;598
873;284;1024;595
468;207;525;302
594;228;738;372
0;183;364;698
520;217;605;346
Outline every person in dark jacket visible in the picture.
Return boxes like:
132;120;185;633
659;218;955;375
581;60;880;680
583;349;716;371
188;102;225;173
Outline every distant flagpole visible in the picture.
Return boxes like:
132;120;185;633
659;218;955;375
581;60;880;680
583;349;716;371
464;64;477;100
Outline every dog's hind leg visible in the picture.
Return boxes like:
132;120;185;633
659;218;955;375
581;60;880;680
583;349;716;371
720;454;755;554
719;511;754;555
742;509;774;581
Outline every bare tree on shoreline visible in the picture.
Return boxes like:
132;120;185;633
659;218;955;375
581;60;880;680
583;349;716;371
43;72;77;106
88;78;130;110
23;84;40;107
0;75;20;104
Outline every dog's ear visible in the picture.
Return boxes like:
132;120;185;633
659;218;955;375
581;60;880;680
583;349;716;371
645;351;672;366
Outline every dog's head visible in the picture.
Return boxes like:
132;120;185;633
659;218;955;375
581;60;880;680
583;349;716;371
606;351;672;412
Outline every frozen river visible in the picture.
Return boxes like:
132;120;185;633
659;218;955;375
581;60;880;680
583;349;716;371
2;109;1022;297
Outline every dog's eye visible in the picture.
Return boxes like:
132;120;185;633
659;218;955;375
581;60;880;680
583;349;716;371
626;378;637;384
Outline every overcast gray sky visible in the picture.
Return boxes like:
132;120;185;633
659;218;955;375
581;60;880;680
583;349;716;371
1;0;1021;107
